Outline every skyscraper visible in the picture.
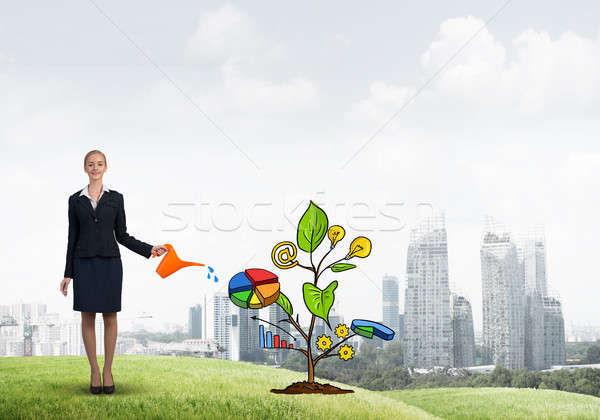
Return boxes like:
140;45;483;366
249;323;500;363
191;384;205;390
404;212;453;368
523;292;545;369
480;217;524;370
519;225;566;369
213;294;231;360
519;227;547;370
451;294;475;367
237;307;248;359
382;274;400;343
238;307;260;360
60;316;84;356
397;314;405;341
188;304;202;339
248;309;259;355
543;296;566;366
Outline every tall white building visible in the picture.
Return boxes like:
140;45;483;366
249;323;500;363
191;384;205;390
451;294;475;367
188;304;202;339
33;313;62;356
213;293;231;360
519;227;547;370
60;316;84;356
10;303;46;324
519;226;566;369
382;274;400;343
237;307;259;361
404;212;453;368
0;317;21;357
480;217;525;370
543;296;566;366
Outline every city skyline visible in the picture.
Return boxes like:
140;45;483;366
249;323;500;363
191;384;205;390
2;208;584;342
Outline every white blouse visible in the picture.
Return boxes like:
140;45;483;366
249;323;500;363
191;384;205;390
80;184;110;210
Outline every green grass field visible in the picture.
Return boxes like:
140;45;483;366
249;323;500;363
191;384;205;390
1;356;598;419
383;387;600;420
0;355;436;420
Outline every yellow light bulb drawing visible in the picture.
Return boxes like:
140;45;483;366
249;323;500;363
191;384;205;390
327;225;345;249
346;236;371;259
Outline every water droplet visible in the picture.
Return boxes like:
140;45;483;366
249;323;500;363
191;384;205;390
214;276;219;283
207;273;211;279
208;266;214;273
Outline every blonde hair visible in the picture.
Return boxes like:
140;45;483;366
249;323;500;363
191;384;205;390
84;150;107;167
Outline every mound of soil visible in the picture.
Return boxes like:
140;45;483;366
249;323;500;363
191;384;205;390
270;381;354;394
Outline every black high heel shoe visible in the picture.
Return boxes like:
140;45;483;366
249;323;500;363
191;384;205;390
102;372;115;394
90;374;102;395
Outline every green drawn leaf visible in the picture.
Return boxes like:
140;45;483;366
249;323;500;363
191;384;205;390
302;280;337;327
297;201;328;253
276;292;293;316
331;263;356;272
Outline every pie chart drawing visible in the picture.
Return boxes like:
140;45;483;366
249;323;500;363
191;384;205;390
229;268;280;309
350;319;394;340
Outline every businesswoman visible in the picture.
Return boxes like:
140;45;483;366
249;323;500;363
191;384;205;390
60;150;167;395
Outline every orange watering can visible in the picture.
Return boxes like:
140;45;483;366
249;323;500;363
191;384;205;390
152;243;205;278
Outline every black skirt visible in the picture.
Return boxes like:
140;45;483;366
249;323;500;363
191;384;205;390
73;256;123;313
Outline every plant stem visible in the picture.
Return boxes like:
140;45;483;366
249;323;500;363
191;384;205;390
315;247;334;279
315;257;346;281
306;314;316;383
287;314;308;342
296;263;315;273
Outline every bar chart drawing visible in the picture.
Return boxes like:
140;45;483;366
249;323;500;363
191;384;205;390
259;325;265;348
258;325;295;349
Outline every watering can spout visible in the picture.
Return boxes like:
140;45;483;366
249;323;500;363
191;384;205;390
153;243;205;278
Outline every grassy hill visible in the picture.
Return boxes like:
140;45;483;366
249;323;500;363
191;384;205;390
1;356;599;419
0;355;436;420
384;387;600;420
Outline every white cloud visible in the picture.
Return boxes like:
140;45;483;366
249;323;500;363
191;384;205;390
421;15;511;105
347;81;414;123
352;16;600;121
512;29;600;112
422;16;600;112
222;60;318;112
184;4;319;113
186;4;260;64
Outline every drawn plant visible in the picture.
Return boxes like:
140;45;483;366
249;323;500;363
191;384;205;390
229;201;394;393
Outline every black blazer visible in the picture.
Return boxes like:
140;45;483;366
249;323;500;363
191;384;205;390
64;188;153;278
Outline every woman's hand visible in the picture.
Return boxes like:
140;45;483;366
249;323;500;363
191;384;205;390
151;245;168;257
60;277;71;296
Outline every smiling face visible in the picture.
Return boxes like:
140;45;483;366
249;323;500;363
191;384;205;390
84;153;107;183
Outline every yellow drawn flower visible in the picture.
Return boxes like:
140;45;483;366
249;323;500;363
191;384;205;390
339;344;354;361
328;225;345;248
316;334;332;351
335;323;349;339
346;236;372;259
